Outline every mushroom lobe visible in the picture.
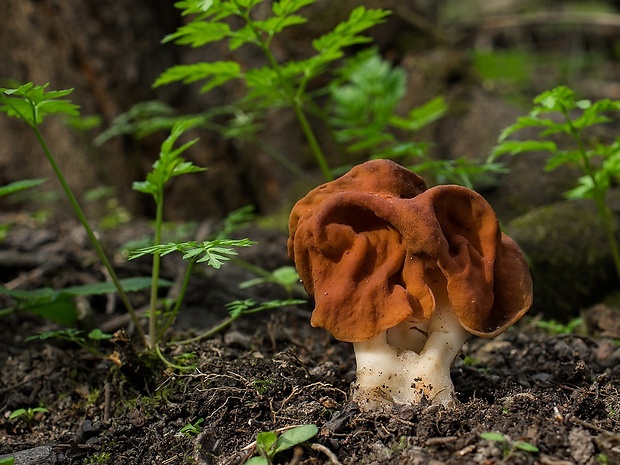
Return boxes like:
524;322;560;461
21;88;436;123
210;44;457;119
288;159;533;342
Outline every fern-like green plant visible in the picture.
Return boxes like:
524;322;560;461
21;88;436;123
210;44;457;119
154;0;391;181
328;48;504;186
490;85;620;281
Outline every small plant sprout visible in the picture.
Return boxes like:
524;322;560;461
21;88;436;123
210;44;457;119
245;424;319;465
9;407;49;429
490;85;620;281
178;418;204;437
479;431;539;460
131;119;207;348
289;160;533;409
0;457;15;465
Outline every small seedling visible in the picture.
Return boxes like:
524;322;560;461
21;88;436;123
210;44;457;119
245;424;319;465
0;457;15;465
479;431;539;460
179;418;204;437
9;407;49;429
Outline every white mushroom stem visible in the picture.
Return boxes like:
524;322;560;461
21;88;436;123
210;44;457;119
352;299;470;409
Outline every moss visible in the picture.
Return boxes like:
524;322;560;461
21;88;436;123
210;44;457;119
507;200;616;319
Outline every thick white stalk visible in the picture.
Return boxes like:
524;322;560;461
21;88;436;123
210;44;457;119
352;300;470;409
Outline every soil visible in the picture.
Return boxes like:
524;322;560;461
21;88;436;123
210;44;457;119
1;217;619;465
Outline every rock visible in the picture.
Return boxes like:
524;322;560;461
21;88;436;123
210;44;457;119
506;200;616;319
568;427;594;465
0;446;56;465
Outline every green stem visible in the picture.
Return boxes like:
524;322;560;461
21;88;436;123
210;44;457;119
155;343;195;371
564;111;620;281
292;102;334;181
32;126;147;345
157;260;195;341
170;313;240;346
253;23;333;181
230;257;272;277
148;198;165;348
599;200;620;282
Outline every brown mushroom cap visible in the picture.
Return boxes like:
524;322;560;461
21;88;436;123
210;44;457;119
288;159;533;342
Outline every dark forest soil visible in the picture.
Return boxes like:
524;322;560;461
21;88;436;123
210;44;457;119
0;217;619;465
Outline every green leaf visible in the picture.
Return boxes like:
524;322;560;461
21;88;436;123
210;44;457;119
0;286;76;325
226;299;257;318
0;277;167;326
228;24;260;50
133;120;206;200
252;15;308;36
480;431;506;443
544;149;583;171
225;298;304;318
0;455;15;465
87;329;113;341
153;61;241;93
0;83;80;126
244;457;268;465
94;100;178;145
26;298;77;326
243;67;289;108
0;179;46;197
497;116;560;142
58;277;171;297
173;0;236;18
214;205;255;239
249;299;305;314
128;238;254;268
272;266;300;287
514;441;539;453
9;409;26;420
489;140;557;160
25;328;83;343
234;0;264;9
533;85;577;112
163;21;230;46
256;431;278;457
272;0;315;17
309;7;391;78
564;175;595;200
274;424;319;454
391;96;447;132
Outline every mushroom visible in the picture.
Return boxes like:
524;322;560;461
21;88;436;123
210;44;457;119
288;159;533;409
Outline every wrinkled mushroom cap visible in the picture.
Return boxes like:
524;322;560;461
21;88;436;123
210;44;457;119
288;159;533;342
